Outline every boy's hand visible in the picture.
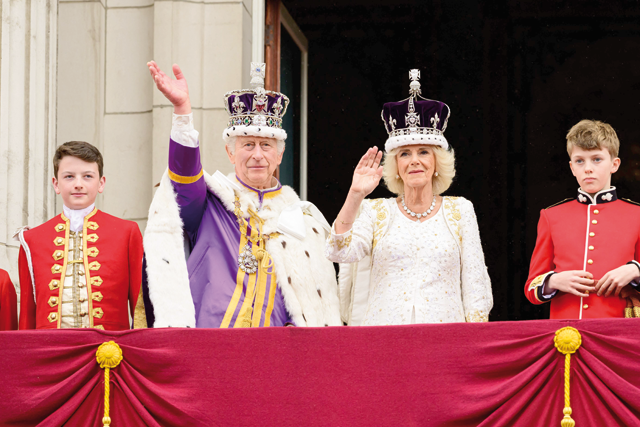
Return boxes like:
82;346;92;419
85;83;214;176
147;61;191;114
595;264;640;297
547;270;595;298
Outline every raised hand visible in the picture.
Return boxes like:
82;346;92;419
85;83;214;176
147;61;191;114
349;147;384;198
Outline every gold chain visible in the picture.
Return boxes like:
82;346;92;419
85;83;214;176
233;196;280;244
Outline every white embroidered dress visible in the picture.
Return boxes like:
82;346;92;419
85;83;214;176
326;197;492;325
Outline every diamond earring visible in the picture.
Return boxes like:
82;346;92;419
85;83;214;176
435;171;439;177
396;174;400;179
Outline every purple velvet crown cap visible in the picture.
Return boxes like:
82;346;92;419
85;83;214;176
382;69;451;153
222;62;289;143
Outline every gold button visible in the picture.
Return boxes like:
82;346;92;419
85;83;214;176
588;259;593;265
78;283;85;288
589;246;594;250
589;232;595;237
80;311;87;316
47;312;58;322
48;280;60;290
592;220;598;224
79;297;86;303
593;209;599;214
583;304;589;309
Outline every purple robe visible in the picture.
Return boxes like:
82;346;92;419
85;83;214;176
169;139;292;327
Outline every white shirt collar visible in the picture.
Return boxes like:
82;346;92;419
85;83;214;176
63;204;96;232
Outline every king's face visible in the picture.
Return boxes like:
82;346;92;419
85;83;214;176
227;136;283;189
52;156;105;210
569;147;620;196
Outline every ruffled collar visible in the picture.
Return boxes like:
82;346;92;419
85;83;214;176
62;204;96;232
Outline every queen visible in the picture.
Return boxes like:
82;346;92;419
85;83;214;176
326;70;493;326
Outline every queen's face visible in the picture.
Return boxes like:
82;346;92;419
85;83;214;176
396;145;436;190
226;136;283;189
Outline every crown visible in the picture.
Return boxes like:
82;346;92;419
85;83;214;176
222;62;290;142
381;69;451;153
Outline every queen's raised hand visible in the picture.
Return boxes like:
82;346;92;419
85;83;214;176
334;147;384;234
349;147;384;198
147;61;191;115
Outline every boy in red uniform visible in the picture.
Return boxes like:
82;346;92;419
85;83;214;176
17;142;143;330
0;268;17;330
525;120;640;319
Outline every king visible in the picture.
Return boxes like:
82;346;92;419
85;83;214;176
144;61;341;328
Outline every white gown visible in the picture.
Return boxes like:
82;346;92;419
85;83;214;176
326;197;493;325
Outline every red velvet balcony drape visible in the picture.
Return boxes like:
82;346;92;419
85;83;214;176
1;319;639;426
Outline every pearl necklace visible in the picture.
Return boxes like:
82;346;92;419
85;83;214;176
401;195;436;220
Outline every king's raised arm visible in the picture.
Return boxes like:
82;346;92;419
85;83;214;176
148;61;206;239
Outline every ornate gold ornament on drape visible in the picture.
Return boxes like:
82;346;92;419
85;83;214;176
554;327;582;427
96;341;123;427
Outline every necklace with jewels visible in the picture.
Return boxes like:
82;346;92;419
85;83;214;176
401;194;436;220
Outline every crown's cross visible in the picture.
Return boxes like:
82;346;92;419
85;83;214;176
409;69;421;96
250;62;266;88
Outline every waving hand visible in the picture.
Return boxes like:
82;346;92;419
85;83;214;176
147;61;191;114
350;147;384;197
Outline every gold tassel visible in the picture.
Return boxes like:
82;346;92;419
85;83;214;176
625;307;633;318
554;327;582;427
96;341;123;426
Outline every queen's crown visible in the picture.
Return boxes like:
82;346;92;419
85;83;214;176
381;70;451;151
223;63;290;130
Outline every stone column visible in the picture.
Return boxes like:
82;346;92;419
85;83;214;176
151;0;256;185
0;0;58;284
57;0;154;232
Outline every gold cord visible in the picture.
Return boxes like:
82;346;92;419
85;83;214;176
103;368;111;426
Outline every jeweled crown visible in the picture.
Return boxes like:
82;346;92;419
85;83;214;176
222;63;290;138
382;69;451;152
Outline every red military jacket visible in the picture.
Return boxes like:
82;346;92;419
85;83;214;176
18;208;143;330
525;187;640;319
0;269;18;330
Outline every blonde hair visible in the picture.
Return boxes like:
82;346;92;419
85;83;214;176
566;119;619;158
382;146;456;196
